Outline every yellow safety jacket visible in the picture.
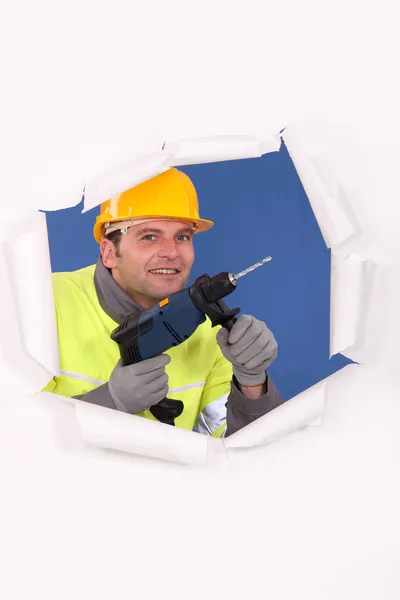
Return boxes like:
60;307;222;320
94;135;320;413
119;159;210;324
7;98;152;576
42;264;233;437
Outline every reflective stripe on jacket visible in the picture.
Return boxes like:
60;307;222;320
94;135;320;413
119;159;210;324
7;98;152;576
42;264;233;437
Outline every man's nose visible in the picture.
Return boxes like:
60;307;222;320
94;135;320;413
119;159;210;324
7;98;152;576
158;239;179;259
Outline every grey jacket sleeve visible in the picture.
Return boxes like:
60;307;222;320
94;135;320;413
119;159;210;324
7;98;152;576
73;383;117;410
225;374;283;437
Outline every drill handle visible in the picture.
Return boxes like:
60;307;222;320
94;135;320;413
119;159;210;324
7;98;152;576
110;313;143;366
223;314;238;332
209;298;239;330
110;312;184;426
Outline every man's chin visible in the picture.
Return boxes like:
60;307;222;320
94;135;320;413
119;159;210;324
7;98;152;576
148;276;188;299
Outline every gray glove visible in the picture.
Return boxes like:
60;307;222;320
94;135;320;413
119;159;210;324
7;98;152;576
108;354;171;414
216;314;277;386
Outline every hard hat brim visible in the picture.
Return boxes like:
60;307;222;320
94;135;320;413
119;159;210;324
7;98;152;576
94;214;214;244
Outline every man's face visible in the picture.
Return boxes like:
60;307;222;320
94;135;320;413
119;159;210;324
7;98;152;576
100;220;195;308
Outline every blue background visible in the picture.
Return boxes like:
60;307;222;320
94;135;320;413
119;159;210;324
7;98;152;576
43;141;352;401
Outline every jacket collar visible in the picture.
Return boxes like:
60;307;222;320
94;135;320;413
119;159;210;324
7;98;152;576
94;255;143;324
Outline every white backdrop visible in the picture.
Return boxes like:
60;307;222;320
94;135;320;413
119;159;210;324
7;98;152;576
0;1;400;598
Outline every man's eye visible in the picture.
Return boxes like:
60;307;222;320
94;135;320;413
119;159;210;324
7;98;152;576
176;235;190;241
142;235;156;241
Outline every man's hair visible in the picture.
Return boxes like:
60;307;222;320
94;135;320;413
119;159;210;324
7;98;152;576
104;230;123;258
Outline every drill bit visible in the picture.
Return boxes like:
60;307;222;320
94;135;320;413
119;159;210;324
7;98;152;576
230;256;272;284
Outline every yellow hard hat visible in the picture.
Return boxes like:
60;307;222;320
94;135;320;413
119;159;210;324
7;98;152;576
93;167;214;244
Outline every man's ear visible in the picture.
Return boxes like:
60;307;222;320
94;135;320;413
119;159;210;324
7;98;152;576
100;238;118;269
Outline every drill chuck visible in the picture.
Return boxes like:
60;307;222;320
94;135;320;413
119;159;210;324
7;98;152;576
197;272;237;303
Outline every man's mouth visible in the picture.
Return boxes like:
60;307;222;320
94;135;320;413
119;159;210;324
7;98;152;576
149;268;180;275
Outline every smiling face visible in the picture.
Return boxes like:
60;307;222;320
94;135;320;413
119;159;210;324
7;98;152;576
100;220;195;309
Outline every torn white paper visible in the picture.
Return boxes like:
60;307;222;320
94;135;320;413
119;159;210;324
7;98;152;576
283;122;360;248
0;211;60;378
0;1;399;597
83;135;282;212
329;251;368;357
0;247;54;394
224;379;326;450
0;211;59;392
2;365;400;600
75;399;222;468
1;0;355;214
339;260;400;367
83;151;171;213
166;134;281;167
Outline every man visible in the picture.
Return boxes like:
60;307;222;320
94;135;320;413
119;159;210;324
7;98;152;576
43;167;282;437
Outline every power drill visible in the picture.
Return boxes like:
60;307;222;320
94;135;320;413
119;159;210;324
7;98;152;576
110;256;272;425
